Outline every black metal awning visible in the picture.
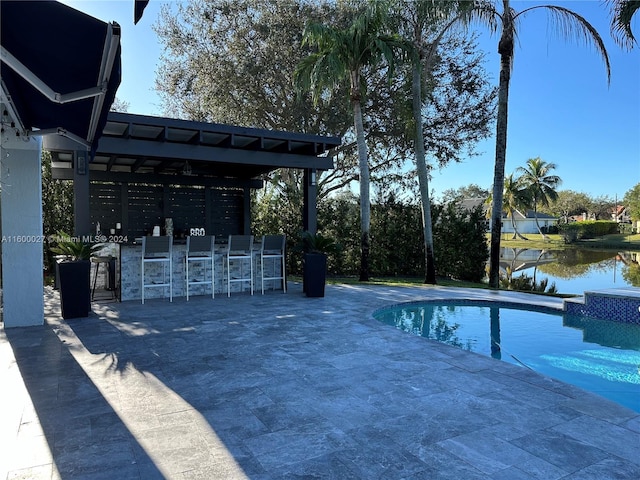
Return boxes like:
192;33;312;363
0;0;121;154
46;112;340;180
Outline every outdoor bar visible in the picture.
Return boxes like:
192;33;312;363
44;112;340;301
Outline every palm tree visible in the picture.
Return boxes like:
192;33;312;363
609;0;640;48
502;173;530;240
516;157;561;240
398;0;474;284
473;0;611;288
485;172;529;240
294;3;404;281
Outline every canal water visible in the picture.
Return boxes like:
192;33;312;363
499;248;639;295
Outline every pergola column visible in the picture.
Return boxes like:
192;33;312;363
73;149;91;236
0;133;44;327
303;168;317;234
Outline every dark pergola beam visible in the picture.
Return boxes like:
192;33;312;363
96;137;333;170
131;157;147;173
107;111;340;146
106;154;117;171
52;167;263;189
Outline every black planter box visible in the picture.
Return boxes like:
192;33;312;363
303;253;327;298
58;260;91;319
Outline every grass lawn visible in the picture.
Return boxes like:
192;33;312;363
492;233;640;251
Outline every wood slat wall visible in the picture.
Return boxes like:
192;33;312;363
89;182;245;238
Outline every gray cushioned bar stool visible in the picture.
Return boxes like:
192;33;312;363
260;235;286;294
185;235;215;300
226;234;254;296
141;236;173;304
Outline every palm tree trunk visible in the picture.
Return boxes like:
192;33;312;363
353;98;370;282
511;215;528;240
533;204;548;240
489;1;514;289
412;59;436;284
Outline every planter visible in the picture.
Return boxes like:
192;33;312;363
58;260;91;319
303;253;327;298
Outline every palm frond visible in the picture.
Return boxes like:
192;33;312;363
467;0;500;35
295;0;405;104
518;5;611;84
608;0;640;49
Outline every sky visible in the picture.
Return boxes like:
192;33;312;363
61;0;640;200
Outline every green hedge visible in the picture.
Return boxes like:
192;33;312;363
255;193;489;281
558;220;619;243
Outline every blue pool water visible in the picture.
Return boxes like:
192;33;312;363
373;301;640;412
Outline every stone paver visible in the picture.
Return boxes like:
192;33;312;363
1;283;639;479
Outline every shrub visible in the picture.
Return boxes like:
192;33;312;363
256;189;489;280
559;223;580;243
500;271;557;294
559;220;618;243
432;202;488;282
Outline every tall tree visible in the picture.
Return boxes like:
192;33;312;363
590;195;617;220
542;189;593;223
154;0;351;133
623;183;640;221
294;2;404;281
442;184;491;204
502;173;530;240
516;157;561;240
154;0;495;266
109;97;130;112
473;0;611;287
395;0;476;284
609;0;640;48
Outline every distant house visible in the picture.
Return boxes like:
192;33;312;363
612;205;631;223
458;198;559;234
501;210;559;234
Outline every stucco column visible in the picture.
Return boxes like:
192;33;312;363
0;132;44;327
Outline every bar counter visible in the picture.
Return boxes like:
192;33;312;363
92;240;282;301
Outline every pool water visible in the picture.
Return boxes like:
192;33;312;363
373;301;640;412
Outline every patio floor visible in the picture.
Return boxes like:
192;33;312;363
2;283;639;479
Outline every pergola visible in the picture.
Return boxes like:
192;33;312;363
0;0;339;328
44;112;340;238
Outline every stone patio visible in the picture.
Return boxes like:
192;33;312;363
1;283;639;479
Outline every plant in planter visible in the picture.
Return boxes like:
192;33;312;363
299;231;339;298
50;232;100;319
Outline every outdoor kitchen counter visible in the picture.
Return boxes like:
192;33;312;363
118;241;266;301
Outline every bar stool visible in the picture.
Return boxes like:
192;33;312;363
91;255;116;301
260;235;286;294
141;236;173;304
226;234;253;297
185;235;215;300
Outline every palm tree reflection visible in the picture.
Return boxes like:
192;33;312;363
490;306;502;360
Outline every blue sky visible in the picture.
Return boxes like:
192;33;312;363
62;0;639;200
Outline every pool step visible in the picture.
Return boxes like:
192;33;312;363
563;288;640;324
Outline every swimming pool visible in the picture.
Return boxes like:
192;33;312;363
373;300;640;412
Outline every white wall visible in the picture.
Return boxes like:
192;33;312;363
502;219;554;235
1;133;44;327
